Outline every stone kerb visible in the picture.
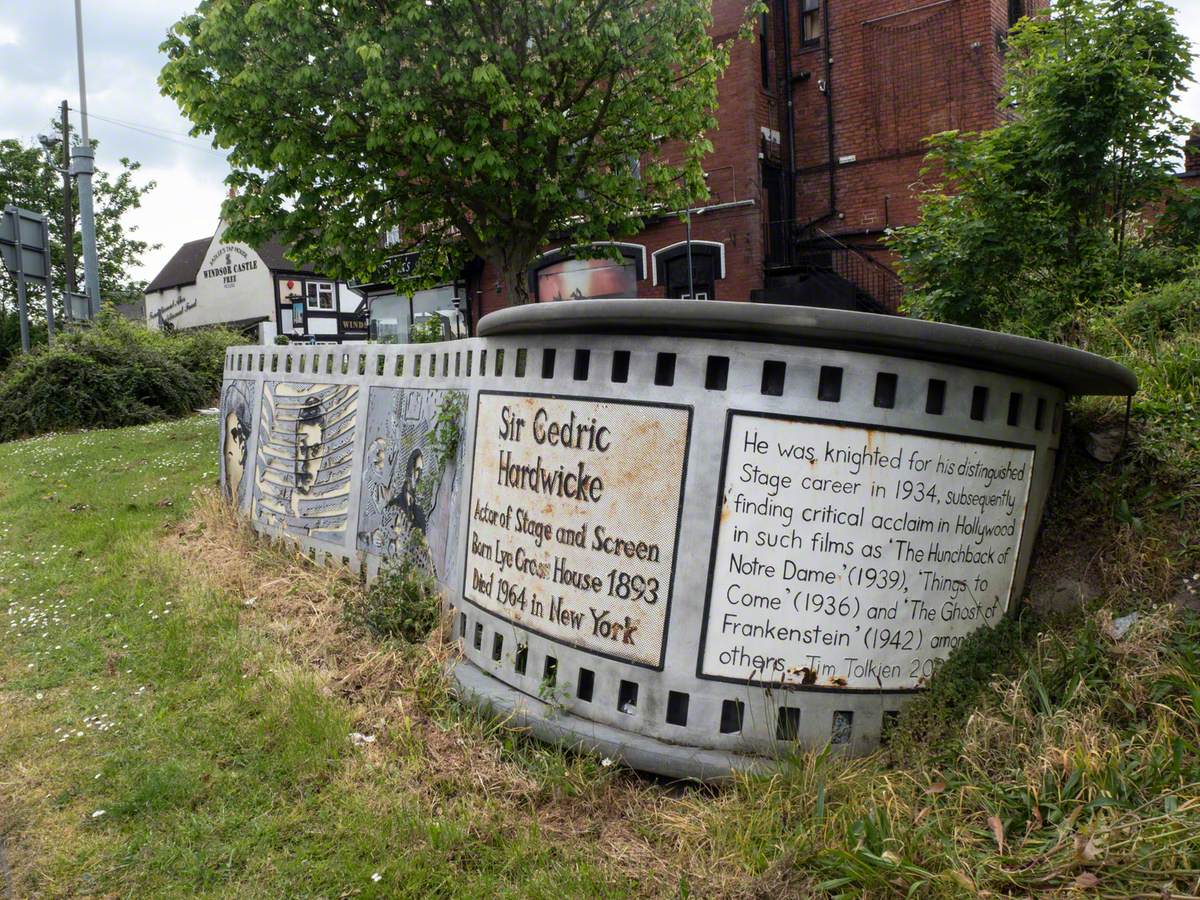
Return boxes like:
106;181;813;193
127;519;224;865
218;302;1132;780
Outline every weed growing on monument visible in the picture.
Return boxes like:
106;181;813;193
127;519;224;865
344;552;442;644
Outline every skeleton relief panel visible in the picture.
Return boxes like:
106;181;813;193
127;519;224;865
356;387;467;579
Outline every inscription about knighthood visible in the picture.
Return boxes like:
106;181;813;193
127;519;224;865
704;415;1032;690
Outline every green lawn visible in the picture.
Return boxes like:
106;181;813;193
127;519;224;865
2;415;1199;898
0;417;636;897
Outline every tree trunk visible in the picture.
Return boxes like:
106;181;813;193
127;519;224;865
501;263;532;306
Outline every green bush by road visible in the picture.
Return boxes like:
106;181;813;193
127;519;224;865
0;313;242;443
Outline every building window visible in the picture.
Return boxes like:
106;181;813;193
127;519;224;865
306;281;335;310
800;0;820;45
760;12;771;90
530;245;645;302
1007;0;1025;28
653;242;724;300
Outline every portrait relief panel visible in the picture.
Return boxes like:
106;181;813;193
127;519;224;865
219;380;255;509
252;382;359;543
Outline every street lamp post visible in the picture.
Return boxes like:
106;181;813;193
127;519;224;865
72;0;102;318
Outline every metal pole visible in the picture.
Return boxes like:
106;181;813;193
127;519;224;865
73;0;102;317
685;207;695;299
61;101;76;306
42;217;55;341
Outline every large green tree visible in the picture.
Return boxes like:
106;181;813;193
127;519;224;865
0;130;158;362
160;0;751;304
887;0;1193;338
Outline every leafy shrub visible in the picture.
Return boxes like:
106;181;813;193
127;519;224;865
0;312;242;442
409;317;444;344
1110;270;1200;341
345;560;442;644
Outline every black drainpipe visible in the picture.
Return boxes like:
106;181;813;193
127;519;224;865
779;0;797;264
822;0;836;228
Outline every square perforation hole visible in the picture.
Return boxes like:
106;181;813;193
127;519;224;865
611;350;630;383
577;668;594;702
705;356;729;391
925;378;946;415
514;644;528;676
831;710;854;745
818;366;842;402
573;349;590;381
666;691;689;726
881;710;901;743
472;622;483;651
761;360;786;396
776;707;801;741
874;372;897;409
654;353;676;386
542;655;557;686
719;699;744;734
617;680;638;714
1007;392;1023;426
541;348;556;379
970;386;989;421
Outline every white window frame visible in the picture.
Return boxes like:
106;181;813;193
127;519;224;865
650;241;726;287
530;242;648;280
305;281;335;310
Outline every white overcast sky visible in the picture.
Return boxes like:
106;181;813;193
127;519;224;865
1;1;1199;284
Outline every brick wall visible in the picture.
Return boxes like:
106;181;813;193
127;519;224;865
469;0;1019;326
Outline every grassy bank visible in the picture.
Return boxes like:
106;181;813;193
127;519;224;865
2;403;1198;896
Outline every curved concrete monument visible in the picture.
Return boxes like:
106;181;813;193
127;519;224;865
220;300;1135;779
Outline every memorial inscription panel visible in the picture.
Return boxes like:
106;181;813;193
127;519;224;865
702;412;1034;690
463;392;691;668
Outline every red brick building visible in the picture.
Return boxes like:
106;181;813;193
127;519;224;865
467;0;1041;326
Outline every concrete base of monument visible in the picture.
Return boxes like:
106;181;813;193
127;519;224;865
451;661;778;782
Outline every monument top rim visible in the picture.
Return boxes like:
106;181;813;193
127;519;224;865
476;299;1136;396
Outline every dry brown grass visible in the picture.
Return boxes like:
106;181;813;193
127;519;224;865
167;490;724;896
162;490;1200;898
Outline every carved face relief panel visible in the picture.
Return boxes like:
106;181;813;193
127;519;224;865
252;382;359;542
219;380;255;507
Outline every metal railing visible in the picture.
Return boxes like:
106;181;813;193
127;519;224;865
795;229;904;312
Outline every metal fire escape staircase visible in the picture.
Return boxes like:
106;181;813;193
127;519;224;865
756;226;904;314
